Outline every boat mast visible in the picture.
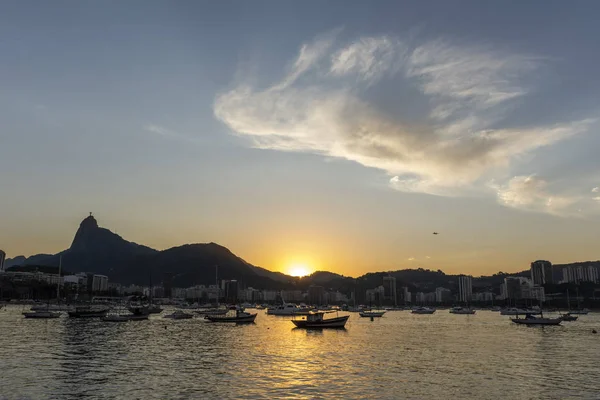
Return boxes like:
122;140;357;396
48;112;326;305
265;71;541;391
57;255;62;301
215;265;219;306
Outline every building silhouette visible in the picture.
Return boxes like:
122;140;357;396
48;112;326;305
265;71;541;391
458;275;473;303
382;275;397;306
0;249;5;272
530;260;553;285
308;285;325;305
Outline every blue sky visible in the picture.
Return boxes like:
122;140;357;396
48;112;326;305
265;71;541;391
1;1;599;276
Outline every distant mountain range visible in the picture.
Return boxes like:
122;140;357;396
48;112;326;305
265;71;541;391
5;214;298;288
4;215;599;293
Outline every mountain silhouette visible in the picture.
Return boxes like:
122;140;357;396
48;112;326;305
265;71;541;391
6;214;294;288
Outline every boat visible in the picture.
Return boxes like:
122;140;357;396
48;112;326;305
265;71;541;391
411;307;436;314
292;311;349;329
30;304;72;312
491;306;502;312
511;313;562;326
449;307;476;315
266;303;306;316
560;312;578;322
164;310;194;320
68;305;110;318
146;304;163;314
23;310;61;319
359;310;385;318
195;308;228;316
500;307;541;316
205;307;257;323
569;308;589;315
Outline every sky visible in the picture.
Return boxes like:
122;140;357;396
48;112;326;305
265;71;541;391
1;0;600;277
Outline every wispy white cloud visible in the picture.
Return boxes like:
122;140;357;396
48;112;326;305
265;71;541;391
330;36;405;84
492;175;578;216
592;187;599;193
214;32;596;215
408;257;415;261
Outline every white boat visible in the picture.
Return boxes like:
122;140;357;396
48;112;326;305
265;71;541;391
267;303;309;316
500;307;541;316
411;307;436;314
449;307;476;315
23;310;61;318
359;310;385;317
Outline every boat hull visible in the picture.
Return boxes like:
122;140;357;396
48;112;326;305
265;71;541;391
359;311;385;317
205;313;257;323
23;311;61;319
511;318;562;326
292;315;349;329
411;310;435;314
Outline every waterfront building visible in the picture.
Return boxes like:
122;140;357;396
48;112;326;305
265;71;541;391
402;287;411;303
530;260;553;285
91;275;108;292
562;265;599;284
458;275;473;303
382;275;397;306
308;285;326;305
435;287;452;303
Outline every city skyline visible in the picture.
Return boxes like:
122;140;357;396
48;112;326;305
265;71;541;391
2;1;600;277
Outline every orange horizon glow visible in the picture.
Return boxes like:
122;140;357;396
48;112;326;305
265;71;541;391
287;263;312;277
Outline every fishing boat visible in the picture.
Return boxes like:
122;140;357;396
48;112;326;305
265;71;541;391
292;311;349;329
569;308;589;315
449;307;476;315
68;305;110;318
511;313;562;326
164;310;194;320
205;307;257;323
411;307;436;314
359;310;385;318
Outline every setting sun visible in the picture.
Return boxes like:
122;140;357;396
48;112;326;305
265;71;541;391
288;263;312;277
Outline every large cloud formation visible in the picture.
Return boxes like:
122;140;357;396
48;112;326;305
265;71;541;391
214;31;596;215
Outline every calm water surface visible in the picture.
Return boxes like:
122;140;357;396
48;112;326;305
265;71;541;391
1;306;599;399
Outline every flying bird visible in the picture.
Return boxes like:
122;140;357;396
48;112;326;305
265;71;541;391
433;232;439;235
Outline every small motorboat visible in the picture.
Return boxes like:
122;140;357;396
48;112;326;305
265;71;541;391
560;313;578;322
511;314;562;326
164;310;194;320
359;310;385;318
449;307;476;315
205;307;257;323
411;307;436;314
23;310;61;319
292;311;349;329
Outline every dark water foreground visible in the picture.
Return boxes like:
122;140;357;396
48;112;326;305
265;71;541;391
1;306;599;399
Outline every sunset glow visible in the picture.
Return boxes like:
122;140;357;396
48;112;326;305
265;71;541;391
288;263;311;277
